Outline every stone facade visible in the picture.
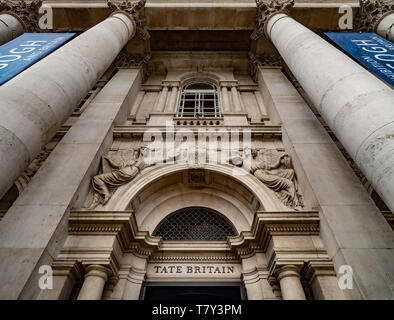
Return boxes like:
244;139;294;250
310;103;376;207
0;0;393;300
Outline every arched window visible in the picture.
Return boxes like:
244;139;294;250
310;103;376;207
153;207;237;241
177;82;220;118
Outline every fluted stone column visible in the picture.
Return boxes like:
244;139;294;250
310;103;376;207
231;86;242;112
0;13;25;45
165;85;179;112
254;90;268;117
130;90;145;118
155;85;169;112
77;265;111;300
221;85;230;112
0;10;138;199
265;12;394;212
376;12;394;42
276;266;306;300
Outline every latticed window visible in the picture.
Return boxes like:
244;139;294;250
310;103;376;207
177;83;220;118
153;207;237;241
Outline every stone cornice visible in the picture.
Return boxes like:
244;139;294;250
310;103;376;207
355;0;394;32
251;0;294;41
0;0;42;32
67;210;319;259
227;211;320;259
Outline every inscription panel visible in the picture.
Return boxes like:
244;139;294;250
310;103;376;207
147;263;242;280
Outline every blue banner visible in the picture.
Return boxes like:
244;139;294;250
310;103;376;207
325;32;394;87
0;33;75;85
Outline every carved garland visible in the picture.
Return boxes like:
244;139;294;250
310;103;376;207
0;0;42;32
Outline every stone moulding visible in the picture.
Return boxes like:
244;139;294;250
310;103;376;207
67;210;320;258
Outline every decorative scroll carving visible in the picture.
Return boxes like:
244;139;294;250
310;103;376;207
112;49;152;81
0;0;42;32
232;148;304;210
355;0;394;32
248;52;282;82
252;0;294;40
88;147;176;209
107;0;149;40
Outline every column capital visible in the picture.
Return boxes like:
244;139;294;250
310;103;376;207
52;260;85;282
107;0;149;40
301;261;337;283
251;0;294;40
112;50;152;81
355;0;394;32
162;80;180;88
275;265;302;281
219;80;238;88
248;52;282;82
0;0;42;32
84;265;112;281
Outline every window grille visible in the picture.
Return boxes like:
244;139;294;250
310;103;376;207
153;207;237;241
177;83;221;118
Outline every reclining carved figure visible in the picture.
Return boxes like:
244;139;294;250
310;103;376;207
88;147;171;209
232;148;304;209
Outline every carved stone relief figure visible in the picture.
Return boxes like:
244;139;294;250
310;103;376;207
232;148;304;210
88;147;178;209
89;147;151;208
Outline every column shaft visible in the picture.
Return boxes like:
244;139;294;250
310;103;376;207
77;265;111;300
277;266;306;300
0;11;136;199
165;86;178;112
0;68;142;299
254;90;268;117
130;90;145;117
155;85;169;112
231;86;242;112
221;86;230;112
375;12;394;42
0;13;25;45
266;13;394;212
